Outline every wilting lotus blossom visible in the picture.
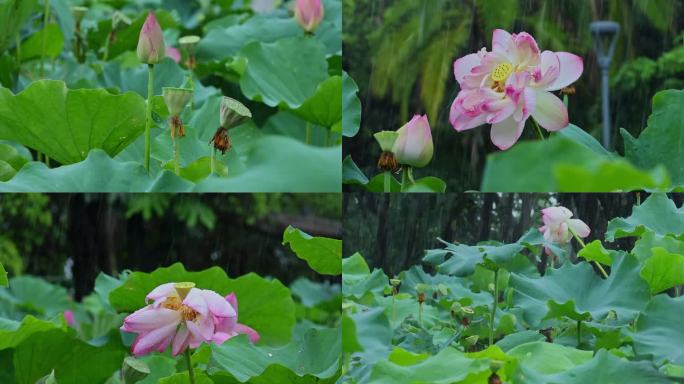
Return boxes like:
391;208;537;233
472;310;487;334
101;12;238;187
539;206;590;245
392;115;434;168
450;29;583;150
137;11;165;64
294;0;324;33
121;282;259;356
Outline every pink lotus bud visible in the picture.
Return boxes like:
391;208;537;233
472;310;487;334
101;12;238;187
120;282;259;357
137;11;165;64
166;47;181;63
64;310;75;327
392;115;434;168
539;206;590;245
294;0;324;33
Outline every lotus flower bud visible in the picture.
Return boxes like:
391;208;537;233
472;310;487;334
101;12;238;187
162;88;193;117
71;6;88;24
122;357;150;383
63;310;75;327
539;206;590;245
220;97;252;129
392;115;433;168
35;371;57;384
294;0;324;33
179;35;201;57
137;11;165;64
112;11;132;32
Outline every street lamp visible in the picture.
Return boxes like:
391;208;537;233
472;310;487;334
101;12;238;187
590;21;620;149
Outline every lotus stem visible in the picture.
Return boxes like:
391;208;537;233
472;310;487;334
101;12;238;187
103;32;112;61
210;150;215;175
577;320;582;347
570;228;609;279
489;269;499;346
383;171;391;193
400;167;410;192
185;349;196;384
173;137;180;175
40;0;50;77
144;64;154;172
15;33;21;65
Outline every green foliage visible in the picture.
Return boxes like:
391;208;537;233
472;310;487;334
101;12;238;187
283;226;342;275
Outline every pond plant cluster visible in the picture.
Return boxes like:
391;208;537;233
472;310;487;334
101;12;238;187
0;0;342;192
342;194;684;383
0;225;342;383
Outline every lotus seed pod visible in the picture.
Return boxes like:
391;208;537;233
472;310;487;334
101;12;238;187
112;11;132;32
179;35;201;57
393;115;434;168
389;278;401;287
464;335;479;346
220;97;252;129
137;11;165;64
122;357;151;384
294;0;324;33
162;87;193;117
373;131;399;152
174;282;195;300
71;6;88;23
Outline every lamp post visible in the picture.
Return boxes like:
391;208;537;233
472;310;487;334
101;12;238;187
590;21;620;149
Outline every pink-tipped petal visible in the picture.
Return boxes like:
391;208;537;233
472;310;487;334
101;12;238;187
534;51;561;88
531;90;568;131
131;321;178;356
541;206;573;225
183;288;208;316
64;310;75;327
225;293;238;310
202;290;236;318
453;53;482;86
146;283;177;303
122;307;181;332
172;325;191;356
546;52;583;91
492;29;513;54
235;324;260;344
510;32;540;69
186;315;215;341
166;47;181;63
490;115;524;150
568;219;591;238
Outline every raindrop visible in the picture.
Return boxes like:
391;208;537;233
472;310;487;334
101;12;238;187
267;353;273;357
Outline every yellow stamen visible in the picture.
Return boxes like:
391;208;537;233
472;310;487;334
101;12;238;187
162;296;199;321
491;62;513;82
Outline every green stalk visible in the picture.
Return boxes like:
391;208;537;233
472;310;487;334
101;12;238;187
305;122;312;145
144;64;154;172
15;33;21;64
103;32;112;61
400;167;410;192
210;150;216;175
570;228;609;279
489;269;499;346
173;136;180;175
533;119;545;141
40;0;50;77
383;171;391;193
185;349;196;384
577;320;582;347
418;301;423;327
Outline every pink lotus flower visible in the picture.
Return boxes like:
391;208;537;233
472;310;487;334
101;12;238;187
450;29;583;150
539;206;590;245
166;47;181;63
121;282;259;356
392;115;434;168
137;11;165;64
294;0;324;33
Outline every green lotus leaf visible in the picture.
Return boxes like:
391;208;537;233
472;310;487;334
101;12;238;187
510;253;650;326
633;295;684;365
0;0;38;52
237;36;329;108
639;247;684;294
19;24;64;61
577;240;613;266
290;75;342;128
0;80;146;164
623;89;684;186
424;239;524;276
208;326;340;382
342;71;362;137
342;253;388;299
0;263;6;287
606;193;684;241
632;231;684;262
282;226;342;275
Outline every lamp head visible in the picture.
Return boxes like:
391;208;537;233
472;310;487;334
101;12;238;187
590;21;620;68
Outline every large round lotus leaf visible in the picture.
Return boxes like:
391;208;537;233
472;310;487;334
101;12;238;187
282;226;342;275
237;36;329;108
341;72;362;137
606;193;684;241
108;263;295;345
623;89;684;186
632;294;684;365
513;349;672;384
424;239;524;276
0;149;192;192
510;253;650;326
209;326;340;382
0;80;146;164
